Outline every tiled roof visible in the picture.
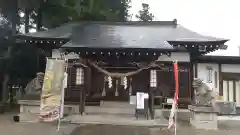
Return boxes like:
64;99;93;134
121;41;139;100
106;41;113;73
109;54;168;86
18;20;228;49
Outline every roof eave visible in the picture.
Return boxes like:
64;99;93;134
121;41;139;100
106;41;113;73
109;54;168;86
14;34;70;41
167;39;228;44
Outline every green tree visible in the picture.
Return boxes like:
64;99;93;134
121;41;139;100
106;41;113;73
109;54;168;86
135;3;154;21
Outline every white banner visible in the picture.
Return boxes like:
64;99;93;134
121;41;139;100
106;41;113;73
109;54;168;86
39;59;66;122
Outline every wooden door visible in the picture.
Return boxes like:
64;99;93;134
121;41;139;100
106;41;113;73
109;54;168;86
131;70;150;95
65;65;84;103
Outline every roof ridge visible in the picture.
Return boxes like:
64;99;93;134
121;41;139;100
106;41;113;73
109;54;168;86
76;19;178;26
176;25;229;41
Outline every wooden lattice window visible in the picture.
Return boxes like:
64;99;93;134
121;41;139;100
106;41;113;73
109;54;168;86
76;68;84;85
150;70;157;87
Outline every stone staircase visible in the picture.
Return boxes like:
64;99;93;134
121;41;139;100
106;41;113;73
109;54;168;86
85;101;135;116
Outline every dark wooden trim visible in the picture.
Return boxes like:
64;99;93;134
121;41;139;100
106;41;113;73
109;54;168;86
234;81;236;102
149;87;155;119
194;63;198;78
15;35;69;42
219;63;223;96
195;55;240;64
226;81;229;101
156;61;190;65
214;71;218;88
189;62;194;101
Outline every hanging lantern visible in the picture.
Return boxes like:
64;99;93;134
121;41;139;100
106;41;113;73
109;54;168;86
123;76;127;89
108;76;112;88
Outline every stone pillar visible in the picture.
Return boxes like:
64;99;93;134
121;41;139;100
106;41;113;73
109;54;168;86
188;105;218;130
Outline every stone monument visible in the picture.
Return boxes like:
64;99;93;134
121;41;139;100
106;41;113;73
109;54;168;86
188;78;218;130
18;72;44;122
18;71;78;122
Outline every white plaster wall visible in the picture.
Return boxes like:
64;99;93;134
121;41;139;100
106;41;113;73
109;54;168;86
222;64;240;73
52;49;79;59
196;63;219;93
157;52;190;62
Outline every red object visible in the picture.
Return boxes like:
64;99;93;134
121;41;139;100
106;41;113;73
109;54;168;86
168;62;179;129
173;62;179;104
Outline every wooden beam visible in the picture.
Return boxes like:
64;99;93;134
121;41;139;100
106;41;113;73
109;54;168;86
194;63;198;78
149;87;155;119
219;63;223;96
189;63;194;101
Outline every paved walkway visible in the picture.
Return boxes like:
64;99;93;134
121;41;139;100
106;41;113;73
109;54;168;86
68;124;240;135
0;113;76;135
2;112;240;135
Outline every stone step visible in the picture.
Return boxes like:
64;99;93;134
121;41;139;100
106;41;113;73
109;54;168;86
85;106;135;116
67;115;169;127
100;101;135;108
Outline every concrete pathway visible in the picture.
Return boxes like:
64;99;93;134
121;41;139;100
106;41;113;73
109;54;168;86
69;124;240;135
0;112;76;135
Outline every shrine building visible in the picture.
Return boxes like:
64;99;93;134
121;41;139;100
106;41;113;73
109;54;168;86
15;19;233;118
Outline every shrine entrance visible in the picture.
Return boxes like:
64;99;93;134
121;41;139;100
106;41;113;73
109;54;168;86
88;62;150;103
104;77;129;101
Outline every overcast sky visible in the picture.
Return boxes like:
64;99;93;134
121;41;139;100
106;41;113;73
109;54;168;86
129;0;239;56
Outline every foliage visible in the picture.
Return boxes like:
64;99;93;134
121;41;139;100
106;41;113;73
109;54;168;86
0;0;132;29
28;0;132;28
135;3;154;21
0;25;38;80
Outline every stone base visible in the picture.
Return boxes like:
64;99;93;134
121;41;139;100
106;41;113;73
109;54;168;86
18;100;79;122
188;105;218;130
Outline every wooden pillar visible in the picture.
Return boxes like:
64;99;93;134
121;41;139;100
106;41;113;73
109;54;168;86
82;66;91;114
149;69;156;119
189;62;194;103
219;63;223;96
194;63;198;78
79;90;84;115
76;64;86;115
149;87;154;119
188;62;196;103
190;54;197;104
